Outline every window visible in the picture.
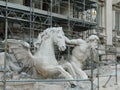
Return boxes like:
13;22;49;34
23;0;30;6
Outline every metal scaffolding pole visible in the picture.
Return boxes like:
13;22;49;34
67;0;71;60
29;0;35;45
50;0;53;27
3;0;8;90
96;0;100;90
30;0;32;45
83;0;85;27
90;48;94;90
0;78;90;83
115;30;118;85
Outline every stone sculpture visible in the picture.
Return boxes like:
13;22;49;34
1;27;77;87
0;27;100;90
65;35;99;79
0;52;21;72
82;8;97;22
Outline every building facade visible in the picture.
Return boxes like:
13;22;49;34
0;0;120;53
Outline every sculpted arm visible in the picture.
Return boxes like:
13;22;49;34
64;36;83;45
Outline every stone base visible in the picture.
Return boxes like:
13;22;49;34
0;82;84;90
0;82;34;90
35;83;65;90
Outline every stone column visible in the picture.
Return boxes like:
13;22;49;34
112;10;115;30
101;6;105;28
105;0;113;45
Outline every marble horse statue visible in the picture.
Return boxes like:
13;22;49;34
65;35;99;79
2;27;77;87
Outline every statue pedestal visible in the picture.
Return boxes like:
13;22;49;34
35;83;65;90
0;82;35;90
0;81;83;90
35;83;82;90
0;82;72;90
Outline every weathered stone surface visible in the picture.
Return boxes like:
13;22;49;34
0;82;82;90
0;82;34;90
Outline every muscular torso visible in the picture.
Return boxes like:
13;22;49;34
71;42;90;68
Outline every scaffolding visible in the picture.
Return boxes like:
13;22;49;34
0;0;98;39
0;0;113;90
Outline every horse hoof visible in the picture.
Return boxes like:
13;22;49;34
71;84;76;88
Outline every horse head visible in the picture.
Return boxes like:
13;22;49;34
51;27;66;51
34;27;66;51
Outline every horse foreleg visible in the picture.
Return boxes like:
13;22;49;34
62;62;76;78
45;65;77;88
32;66;38;78
71;62;88;79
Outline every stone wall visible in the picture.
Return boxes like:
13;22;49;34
8;0;23;5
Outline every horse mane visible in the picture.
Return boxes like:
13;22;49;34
34;27;63;48
41;27;63;41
